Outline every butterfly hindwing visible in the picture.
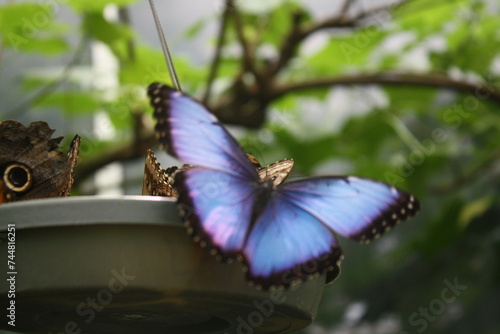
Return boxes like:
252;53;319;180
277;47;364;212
176;167;255;258
241;176;418;288
243;193;342;288
280;176;419;243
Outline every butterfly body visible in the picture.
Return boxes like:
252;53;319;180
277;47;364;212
0;120;80;204
148;83;419;289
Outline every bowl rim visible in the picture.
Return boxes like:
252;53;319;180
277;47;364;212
0;196;181;230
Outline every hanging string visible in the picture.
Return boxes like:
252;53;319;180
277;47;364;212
148;0;182;92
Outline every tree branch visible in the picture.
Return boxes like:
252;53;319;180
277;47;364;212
266;0;414;78
72;71;500;186
72;0;498;185
230;1;258;77
268;11;358;77
271;72;500;103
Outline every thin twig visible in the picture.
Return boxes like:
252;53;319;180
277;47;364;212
202;0;232;104
230;1;261;83
340;0;354;16
267;10;312;77
118;7;136;62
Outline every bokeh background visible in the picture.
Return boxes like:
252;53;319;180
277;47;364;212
0;0;499;333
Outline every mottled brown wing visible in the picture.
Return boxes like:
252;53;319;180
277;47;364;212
0;120;80;204
256;158;294;186
143;151;294;198
246;153;294;186
142;149;181;197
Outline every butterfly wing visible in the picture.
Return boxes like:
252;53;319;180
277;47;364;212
279;176;419;243
245;154;294;186
0;120;80;203
148;83;260;257
257;158;294;187
142;149;180;197
58;134;80;197
176;168;257;257
243;176;418;288
148;83;256;178
243;193;343;289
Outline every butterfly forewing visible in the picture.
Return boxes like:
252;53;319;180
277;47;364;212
148;83;257;179
149;83;261;259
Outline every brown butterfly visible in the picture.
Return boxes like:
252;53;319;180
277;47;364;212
142;148;185;197
143;149;294;198
0;120;80;204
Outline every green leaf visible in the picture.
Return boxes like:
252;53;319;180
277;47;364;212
445;17;500;75
305;30;387;76
36;91;100;114
0;2;69;54
119;45;206;92
396;0;467;36
81;13;134;59
66;0;139;12
0;3;52;33
458;196;494;229
14;35;68;55
184;17;210;39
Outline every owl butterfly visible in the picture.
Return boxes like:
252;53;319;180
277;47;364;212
142;148;294;198
148;83;419;290
0;120;80;204
142;148;182;197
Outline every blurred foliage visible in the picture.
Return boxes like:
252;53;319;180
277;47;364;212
0;0;499;333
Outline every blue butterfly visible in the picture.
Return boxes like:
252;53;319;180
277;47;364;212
148;83;419;289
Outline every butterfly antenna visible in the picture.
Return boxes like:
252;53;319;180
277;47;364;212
148;0;182;92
